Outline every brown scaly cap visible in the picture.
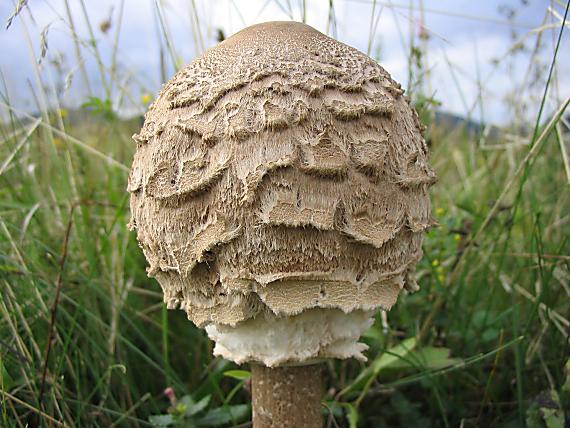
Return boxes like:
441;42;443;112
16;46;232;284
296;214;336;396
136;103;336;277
128;21;436;328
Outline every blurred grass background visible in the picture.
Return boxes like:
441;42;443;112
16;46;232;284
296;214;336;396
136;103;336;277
1;0;570;427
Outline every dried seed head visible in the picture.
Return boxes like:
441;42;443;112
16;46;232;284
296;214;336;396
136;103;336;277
128;21;435;366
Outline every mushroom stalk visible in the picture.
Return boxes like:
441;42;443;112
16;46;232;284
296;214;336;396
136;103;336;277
251;363;323;428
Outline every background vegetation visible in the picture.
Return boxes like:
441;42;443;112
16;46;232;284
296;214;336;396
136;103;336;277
1;1;569;426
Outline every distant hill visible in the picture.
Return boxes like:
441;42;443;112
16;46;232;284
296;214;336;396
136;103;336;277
432;110;502;139
11;106;543;141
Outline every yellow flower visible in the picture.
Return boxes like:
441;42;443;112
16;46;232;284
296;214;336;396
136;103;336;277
53;137;64;149
435;207;445;217
435;265;444;282
58;108;67;118
454;234;462;242
141;94;152;105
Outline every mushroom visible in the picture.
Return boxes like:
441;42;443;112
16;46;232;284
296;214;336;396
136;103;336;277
128;21;435;427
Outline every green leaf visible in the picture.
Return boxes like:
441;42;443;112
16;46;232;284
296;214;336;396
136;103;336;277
526;390;564;428
149;414;175;427
387;347;461;371
345;403;359;428
543;408;564;428
183;395;211;416
340;337;417;396
197;404;249;427
360;322;383;342
481;328;500;343
223;370;251;380
370;337;418;374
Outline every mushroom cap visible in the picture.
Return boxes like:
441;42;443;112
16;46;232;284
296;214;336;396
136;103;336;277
128;21;436;330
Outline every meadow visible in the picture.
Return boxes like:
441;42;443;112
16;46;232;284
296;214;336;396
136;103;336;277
0;1;569;427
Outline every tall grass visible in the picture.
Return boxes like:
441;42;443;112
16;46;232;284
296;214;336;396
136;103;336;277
1;1;569;427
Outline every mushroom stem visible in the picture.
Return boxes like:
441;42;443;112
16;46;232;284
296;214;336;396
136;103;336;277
251;363;323;428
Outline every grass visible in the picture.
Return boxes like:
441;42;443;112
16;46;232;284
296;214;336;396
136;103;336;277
1;0;570;427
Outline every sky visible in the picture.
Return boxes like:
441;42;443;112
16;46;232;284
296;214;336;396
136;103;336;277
1;0;568;125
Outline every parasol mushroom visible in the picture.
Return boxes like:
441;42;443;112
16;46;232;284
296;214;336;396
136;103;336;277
128;21;435;427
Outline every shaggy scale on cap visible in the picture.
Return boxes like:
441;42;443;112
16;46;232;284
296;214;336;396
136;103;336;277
128;21;435;366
